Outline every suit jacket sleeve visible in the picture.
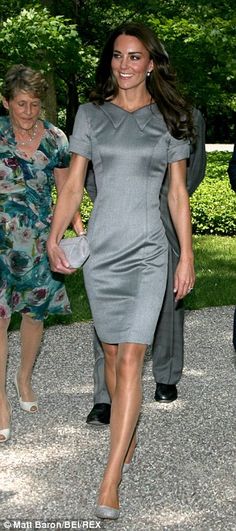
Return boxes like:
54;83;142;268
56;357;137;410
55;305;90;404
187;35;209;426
228;144;236;192
85;163;97;203
187;108;206;196
159;108;207;255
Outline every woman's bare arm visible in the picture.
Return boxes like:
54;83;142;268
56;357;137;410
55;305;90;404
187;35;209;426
167;159;195;300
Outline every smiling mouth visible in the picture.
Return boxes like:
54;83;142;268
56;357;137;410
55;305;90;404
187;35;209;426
119;73;133;78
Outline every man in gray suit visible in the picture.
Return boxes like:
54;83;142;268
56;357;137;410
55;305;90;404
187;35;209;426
85;108;206;425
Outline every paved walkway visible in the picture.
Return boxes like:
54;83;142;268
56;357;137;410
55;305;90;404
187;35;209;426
205;144;234;152
1;306;236;531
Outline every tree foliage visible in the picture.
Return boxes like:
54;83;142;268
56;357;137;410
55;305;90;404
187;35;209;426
0;5;97;127
0;7;96;83
0;0;235;140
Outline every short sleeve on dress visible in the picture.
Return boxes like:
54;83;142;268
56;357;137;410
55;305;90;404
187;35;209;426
69;105;92;160
54;128;70;168
167;134;190;164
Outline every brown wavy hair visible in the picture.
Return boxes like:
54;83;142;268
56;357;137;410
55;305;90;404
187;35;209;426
2;64;48;101
90;22;194;140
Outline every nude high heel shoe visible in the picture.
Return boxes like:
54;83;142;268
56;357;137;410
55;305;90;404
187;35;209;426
0;403;12;443
95;505;120;520
123;435;138;474
14;373;38;413
122;463;131;474
95;479;121;520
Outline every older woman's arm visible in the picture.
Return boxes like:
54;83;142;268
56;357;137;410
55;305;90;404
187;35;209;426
167;159;195;301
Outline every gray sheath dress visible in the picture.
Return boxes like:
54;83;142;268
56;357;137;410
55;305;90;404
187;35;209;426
69;102;189;345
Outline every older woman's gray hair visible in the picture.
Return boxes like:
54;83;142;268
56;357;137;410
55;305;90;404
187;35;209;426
2;64;48;101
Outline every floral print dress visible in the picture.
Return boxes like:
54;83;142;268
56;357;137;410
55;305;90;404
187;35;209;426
0;116;71;320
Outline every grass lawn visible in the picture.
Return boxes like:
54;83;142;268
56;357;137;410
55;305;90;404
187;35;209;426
185;235;236;310
9;235;236;331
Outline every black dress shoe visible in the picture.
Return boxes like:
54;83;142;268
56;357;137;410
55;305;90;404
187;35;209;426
154;383;178;403
86;403;111;425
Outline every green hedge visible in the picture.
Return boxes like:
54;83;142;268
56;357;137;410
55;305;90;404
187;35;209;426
59;151;236;236
190;152;236;235
80;190;93;226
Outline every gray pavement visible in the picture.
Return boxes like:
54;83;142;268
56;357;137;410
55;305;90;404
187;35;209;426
0;306;236;531
205;144;233;152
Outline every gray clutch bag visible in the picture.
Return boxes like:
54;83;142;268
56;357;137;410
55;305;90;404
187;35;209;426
59;235;90;268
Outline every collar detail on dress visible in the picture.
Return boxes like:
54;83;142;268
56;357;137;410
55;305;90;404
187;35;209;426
101;102;159;131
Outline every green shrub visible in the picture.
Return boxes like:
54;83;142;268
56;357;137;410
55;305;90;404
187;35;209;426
204;151;231;180
80;190;93;227
51;187;93;230
190;151;236;235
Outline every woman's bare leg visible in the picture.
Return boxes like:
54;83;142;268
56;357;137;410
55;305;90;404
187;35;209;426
124;429;137;464
98;342;146;509
16;314;44;406
0;317;11;438
103;343;118;400
102;342;137;466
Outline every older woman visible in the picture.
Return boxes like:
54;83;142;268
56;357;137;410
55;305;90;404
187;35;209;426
0;64;83;443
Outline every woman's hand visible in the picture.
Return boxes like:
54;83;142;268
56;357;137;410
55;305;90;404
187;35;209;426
173;255;195;301
46;239;77;275
47;154;89;274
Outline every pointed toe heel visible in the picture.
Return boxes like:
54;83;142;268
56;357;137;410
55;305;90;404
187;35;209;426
122;463;131;474
95;505;120;520
14;373;38;413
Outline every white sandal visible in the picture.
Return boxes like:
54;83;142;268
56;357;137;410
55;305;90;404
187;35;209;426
0;403;12;443
14;373;38;413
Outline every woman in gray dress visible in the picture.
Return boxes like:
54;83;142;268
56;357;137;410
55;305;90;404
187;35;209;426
47;22;195;519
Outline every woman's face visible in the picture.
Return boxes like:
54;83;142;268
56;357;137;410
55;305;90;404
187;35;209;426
3;90;41;130
111;34;153;92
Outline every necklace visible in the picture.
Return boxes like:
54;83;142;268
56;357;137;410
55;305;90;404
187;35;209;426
13;122;39;146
